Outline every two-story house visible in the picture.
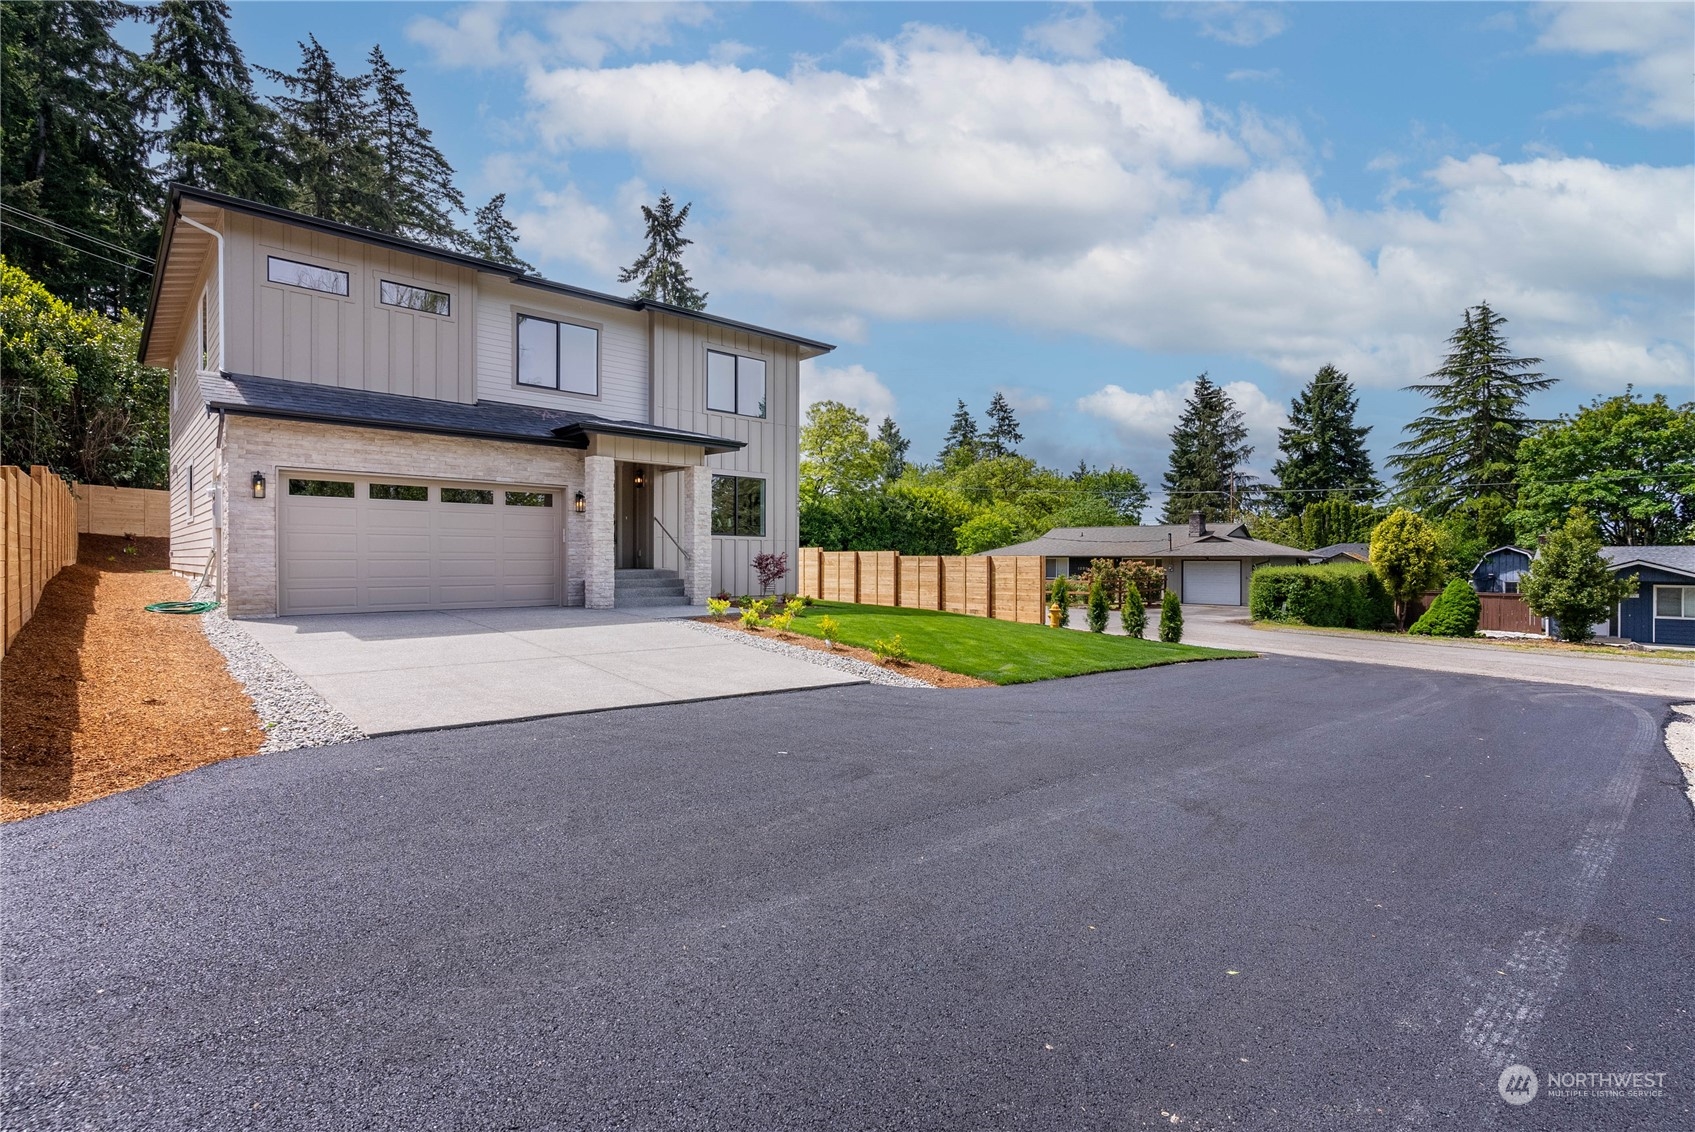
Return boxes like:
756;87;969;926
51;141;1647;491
138;185;831;617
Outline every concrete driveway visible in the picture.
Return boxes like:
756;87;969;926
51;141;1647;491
235;605;862;734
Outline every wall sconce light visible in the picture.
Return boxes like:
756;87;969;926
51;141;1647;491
252;471;267;499
633;470;645;489
574;491;586;513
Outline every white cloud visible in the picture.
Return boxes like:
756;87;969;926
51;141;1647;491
407;2;518;68
800;361;898;422
1172;3;1290;47
1078;378;1285;455
408;1;713;69
709;40;755;65
1225;67;1281;82
511;183;623;278
1023;4;1115;60
544;2;714;67
999;387;1053;413
1534;2;1694;126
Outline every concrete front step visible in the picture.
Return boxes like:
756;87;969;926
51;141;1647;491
615;591;693;608
616;576;686;591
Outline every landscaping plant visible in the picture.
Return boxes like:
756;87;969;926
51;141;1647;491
1370;508;1444;628
706;597;731;619
739;606;762;629
1159;590;1183;643
1248;563;1394;630
816;615;841;648
1408;578;1482;637
1087;578;1110;633
1049;574;1071;628
870;634;909;663
1121;586;1146;639
784;598;807;619
1518;508;1637;642
768;612;794;633
753;551;789;595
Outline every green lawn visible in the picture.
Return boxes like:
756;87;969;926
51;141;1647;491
783;601;1254;685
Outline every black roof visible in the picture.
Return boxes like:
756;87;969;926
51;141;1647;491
198;371;745;454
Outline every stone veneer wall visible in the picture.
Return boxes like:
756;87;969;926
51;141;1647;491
222;416;588;616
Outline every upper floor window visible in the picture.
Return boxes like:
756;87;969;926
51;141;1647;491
380;280;451;317
706;349;766;418
516;313;598;395
267;255;348;296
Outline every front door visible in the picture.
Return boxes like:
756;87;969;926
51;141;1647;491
615;464;653;569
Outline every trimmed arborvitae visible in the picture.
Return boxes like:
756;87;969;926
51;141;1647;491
1087;577;1110;633
618;190;707;309
1;0;157;312
984;392;1024;457
1390;302;1555;516
1049;574;1071;628
365;44;465;248
1159;374;1253;524
938;399;981;471
1121;586;1146;639
1158;589;1183;643
1272;364;1379;513
1408;578;1481;637
142;0;288;206
260;36;385;228
469;193;533;272
876;416;909;483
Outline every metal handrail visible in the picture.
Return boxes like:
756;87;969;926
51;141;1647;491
653;516;691;562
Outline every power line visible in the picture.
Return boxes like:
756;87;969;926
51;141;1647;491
0;203;154;264
0;223;155;278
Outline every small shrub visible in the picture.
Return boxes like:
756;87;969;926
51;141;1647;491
1409;578;1482;637
706;597;732;619
871;634;909;663
739;607;762;629
753;551;789;595
1048;575;1071;628
784;598;806;619
1121;560;1166;605
750;597;774;618
1121;587;1146;639
768;612;794;633
713;590;733;602
817;615;841;647
1159;590;1183;643
801;595;814;607
1087;578;1110;633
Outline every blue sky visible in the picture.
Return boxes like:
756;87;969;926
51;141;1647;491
126;2;1693;505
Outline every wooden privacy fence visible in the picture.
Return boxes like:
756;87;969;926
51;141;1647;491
3;466;79;658
799;548;1047;625
1408;590;1547;635
75;483;170;538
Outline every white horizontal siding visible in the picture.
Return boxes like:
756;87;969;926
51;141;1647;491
475;279;649;423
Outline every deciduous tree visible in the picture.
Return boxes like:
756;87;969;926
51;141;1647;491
1518;509;1637;642
1369;508;1444;628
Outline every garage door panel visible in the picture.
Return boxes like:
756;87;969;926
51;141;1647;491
1182;561;1241;605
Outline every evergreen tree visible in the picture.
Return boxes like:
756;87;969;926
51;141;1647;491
618;191;707;309
260;36;385;229
365;44;465;247
141;0;288;205
984;392;1024;457
1272;364;1379;513
1;0;157;311
876;416;909;483
1159;374;1253;524
469;193;532;272
938;399;981;471
1389;302;1555;516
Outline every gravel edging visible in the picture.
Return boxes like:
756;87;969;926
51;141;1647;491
193;597;367;753
683;620;934;688
1666;704;1695;813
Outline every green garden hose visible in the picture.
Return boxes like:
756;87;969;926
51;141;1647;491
144;600;220;614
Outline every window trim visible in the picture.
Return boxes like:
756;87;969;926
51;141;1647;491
265;254;350;297
1654;584;1695;620
710;473;766;538
378;278;452;318
704;347;771;419
511;308;603;398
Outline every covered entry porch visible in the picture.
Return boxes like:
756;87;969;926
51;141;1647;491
577;433;723;610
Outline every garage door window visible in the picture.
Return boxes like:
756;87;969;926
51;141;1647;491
505;491;553;507
370;483;427;502
289;478;354;498
441;487;493;505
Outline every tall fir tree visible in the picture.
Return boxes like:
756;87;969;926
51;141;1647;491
876;416;909;483
983;392;1024;457
259;36;386;229
1271;364;1379;514
141;0;288;205
1;0;157;312
1159;374;1254;524
469;193;532;272
365;44;465;248
1389;302;1554;516
618;191;707;309
938;399;981;471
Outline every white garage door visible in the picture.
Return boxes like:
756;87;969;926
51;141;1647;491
279;473;562;615
1182;560;1241;605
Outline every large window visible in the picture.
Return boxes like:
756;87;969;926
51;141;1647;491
380;280;451;316
267;255;349;296
516;314;598;395
711;475;764;536
1655;585;1695;619
706;349;766;418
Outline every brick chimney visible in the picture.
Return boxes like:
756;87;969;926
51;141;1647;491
1189;510;1206;537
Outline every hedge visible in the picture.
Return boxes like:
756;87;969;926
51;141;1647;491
1248;563;1395;630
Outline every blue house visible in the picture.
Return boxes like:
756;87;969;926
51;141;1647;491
1601;546;1695;647
1470;546;1534;593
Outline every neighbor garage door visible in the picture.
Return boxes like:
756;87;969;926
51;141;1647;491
279;474;562;615
1181;560;1241;605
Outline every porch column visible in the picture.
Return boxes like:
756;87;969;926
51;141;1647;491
681;464;713;603
584;454;616;609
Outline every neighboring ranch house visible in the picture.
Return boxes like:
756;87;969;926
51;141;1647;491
139;184;832;617
1308;542;1370;565
982;513;1307;606
1600;546;1695;647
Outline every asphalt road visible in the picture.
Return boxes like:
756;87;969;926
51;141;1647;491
4;655;1692;1131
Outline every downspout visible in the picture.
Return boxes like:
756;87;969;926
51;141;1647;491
176;211;225;374
175;210;230;604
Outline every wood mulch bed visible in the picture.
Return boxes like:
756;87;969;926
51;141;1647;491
695;617;992;688
1;535;264;822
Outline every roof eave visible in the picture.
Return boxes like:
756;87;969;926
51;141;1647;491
205;400;592;450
